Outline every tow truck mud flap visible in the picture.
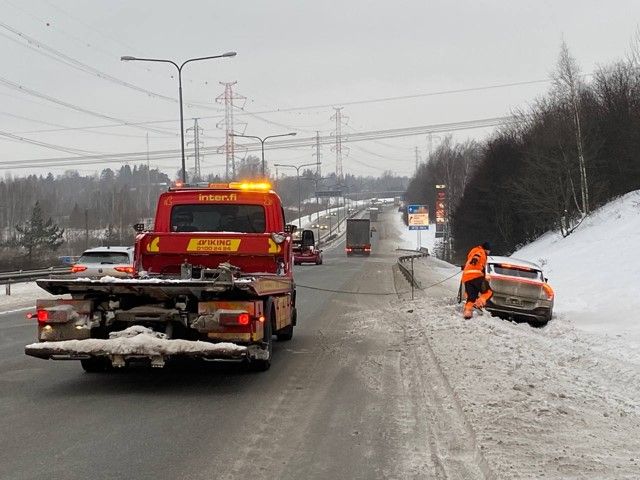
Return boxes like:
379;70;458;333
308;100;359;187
25;326;248;366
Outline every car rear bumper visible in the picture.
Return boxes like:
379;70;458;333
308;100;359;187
485;303;552;322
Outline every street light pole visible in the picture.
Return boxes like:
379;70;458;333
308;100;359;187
121;52;236;183
273;162;318;228
232;133;297;176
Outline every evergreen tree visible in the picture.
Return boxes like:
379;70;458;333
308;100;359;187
15;201;64;265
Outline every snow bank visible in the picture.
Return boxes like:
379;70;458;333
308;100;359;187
513;190;640;337
352;291;640;478
0;281;58;313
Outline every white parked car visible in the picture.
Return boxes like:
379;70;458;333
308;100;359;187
70;246;135;278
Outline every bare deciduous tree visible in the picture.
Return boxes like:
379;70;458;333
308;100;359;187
552;40;590;217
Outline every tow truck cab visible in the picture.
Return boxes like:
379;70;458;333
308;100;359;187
135;181;294;278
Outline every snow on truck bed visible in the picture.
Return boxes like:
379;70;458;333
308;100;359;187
26;326;247;357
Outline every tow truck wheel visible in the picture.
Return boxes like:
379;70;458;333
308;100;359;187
250;315;273;371
81;357;110;373
277;309;295;341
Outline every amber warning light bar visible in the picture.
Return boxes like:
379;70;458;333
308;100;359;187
171;181;272;191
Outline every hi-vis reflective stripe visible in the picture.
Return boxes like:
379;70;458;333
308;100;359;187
464;269;483;275
187;238;241;252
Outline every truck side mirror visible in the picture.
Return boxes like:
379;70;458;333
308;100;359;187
133;223;146;233
284;224;297;234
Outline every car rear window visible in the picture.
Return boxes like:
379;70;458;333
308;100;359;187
171;204;266;233
489;264;543;281
78;252;130;264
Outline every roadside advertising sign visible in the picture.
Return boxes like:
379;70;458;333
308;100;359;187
407;204;429;230
435;185;446;238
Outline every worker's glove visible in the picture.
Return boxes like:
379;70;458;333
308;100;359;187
469;257;478;266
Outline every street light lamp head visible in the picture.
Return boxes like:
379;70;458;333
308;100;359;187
120;56;137;61
222;51;237;57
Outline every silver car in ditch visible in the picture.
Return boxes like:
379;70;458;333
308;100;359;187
70;246;135;278
484;256;555;325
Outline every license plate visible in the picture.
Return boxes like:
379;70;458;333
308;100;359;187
509;298;523;306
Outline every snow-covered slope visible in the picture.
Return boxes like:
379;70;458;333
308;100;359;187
513;189;640;336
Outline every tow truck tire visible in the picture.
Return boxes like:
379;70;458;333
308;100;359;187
81;357;110;373
277;308;295;341
250;315;273;372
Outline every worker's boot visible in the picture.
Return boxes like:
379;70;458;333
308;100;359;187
475;289;493;309
463;302;474;319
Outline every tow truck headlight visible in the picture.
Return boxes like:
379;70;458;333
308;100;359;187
271;233;286;244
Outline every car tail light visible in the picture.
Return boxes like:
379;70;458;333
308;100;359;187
36;309;49;324
71;265;87;273
345;248;353;252
542;283;555;300
114;266;136;274
364;247;371;252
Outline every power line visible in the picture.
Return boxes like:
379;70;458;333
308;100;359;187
0;21;181;104
0;115;517;170
0;129;98;155
0;109;170;139
7;77;557;136
0;74;178;137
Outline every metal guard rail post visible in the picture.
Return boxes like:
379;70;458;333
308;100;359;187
397;249;429;298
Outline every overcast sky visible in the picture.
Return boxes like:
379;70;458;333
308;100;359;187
1;0;639;179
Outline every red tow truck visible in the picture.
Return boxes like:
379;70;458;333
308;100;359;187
25;182;297;372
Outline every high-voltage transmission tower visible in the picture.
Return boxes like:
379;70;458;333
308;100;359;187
330;107;349;179
216;81;246;180
314;131;322;176
186;118;204;180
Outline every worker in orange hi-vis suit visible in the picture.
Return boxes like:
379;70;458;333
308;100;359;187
461;242;493;319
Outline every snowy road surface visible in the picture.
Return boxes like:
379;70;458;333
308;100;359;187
1;207;639;479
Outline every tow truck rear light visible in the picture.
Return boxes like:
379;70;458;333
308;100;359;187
114;266;136;274
71;265;87;273
36;309;49;324
218;311;253;326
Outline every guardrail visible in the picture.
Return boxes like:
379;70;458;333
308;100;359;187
397;248;429;299
0;267;71;295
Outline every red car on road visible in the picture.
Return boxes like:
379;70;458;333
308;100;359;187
293;229;323;265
